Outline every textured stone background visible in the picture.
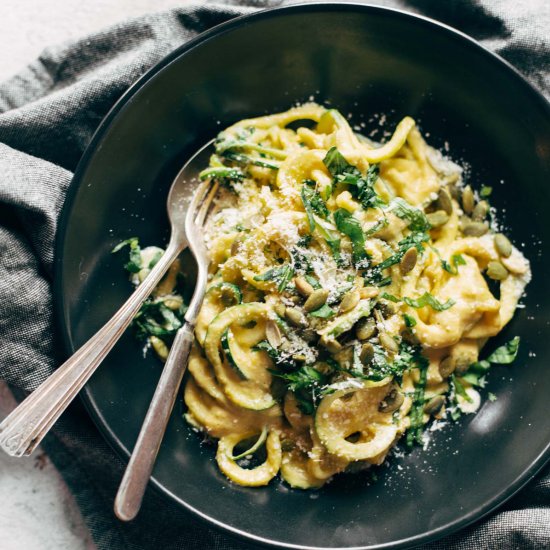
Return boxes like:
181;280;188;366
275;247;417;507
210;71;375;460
0;2;189;548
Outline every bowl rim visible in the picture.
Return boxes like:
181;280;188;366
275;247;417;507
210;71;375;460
54;2;550;549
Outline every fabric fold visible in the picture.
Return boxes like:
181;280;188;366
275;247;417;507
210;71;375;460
0;1;548;549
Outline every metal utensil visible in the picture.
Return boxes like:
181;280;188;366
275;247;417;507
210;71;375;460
0;141;212;458
114;176;217;521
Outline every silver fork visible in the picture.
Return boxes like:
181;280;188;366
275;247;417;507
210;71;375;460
113;177;218;522
0;141;212;459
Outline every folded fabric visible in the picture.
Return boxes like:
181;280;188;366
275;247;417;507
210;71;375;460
0;1;548;548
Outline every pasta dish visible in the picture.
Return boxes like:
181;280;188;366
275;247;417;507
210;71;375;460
117;104;530;489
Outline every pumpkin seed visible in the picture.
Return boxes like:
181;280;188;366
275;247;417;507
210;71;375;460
356;317;376;340
320;336;342;353
285;307;308;328
454;355;471;376
424;395;445;415
438;356;455;378
304;288;329;312
462;220;489;237
265;319;282;348
486;260;509;281
472;200;489;221
294;276;314;297
360;342;375;364
426;210;449;228
436;188;453;215
360;286;379;299
302;328;318;343
379;388;404;413
150;336;169;362
494;234;512;258
339;289;360;313
399;247;418;275
274;303;286;318
462;185;475;214
449;183;461;201
379;332;399;353
376;300;395;318
221;287;238;307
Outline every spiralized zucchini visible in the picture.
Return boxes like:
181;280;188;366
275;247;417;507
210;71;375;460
121;103;530;489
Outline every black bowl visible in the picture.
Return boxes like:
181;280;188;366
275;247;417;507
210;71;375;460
55;3;550;549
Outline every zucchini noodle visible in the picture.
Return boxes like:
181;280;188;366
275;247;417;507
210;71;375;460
122;103;530;489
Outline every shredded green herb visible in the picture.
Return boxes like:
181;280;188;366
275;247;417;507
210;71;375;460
480;185;493;198
441;253;466;275
308;303;335;318
301;180;329;232
254;264;295;292
323;147;383;210
403;314;417;328
333;208;368;266
270;366;330;415
403;292;455;312
460;337;520;387
199;166;244;183
304;274;322;290
112;237;142;273
391;198;431;233
406;356;429;448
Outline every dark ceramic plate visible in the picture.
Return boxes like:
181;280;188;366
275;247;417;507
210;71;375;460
55;3;550;549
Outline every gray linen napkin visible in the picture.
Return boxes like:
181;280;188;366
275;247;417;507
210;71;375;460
1;1;548;548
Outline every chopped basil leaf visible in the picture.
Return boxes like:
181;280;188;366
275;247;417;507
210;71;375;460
380;292;400;303
301;181;329;232
377;276;392;287
480;185;493;198
309;303;335;318
333;208;368;265
391;198;431;233
254;340;280;361
199;166;244;183
461;337;520;387
297;235;312;248
350;164;383;211
487;336;520;364
365;230;429;285
451;374;473;403
322;147;383;210
406;356;429;448
441;253;466;275
403;314;417;328
148;250;163;269
304;274;322;290
404;292;455;311
460;372;486;387
270;366;329;415
133;300;184;343
364;217;389;238
112;237;143;274
254;264;295;292
323;147;351;177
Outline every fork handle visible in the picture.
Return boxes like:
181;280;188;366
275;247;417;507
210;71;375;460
0;241;183;458
114;322;194;521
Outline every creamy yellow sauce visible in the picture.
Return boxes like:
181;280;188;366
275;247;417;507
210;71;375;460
154;104;529;489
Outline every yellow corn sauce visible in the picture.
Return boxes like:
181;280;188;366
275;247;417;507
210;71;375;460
168;104;530;489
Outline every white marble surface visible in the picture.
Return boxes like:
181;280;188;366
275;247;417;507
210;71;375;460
0;382;94;550
0;1;193;548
